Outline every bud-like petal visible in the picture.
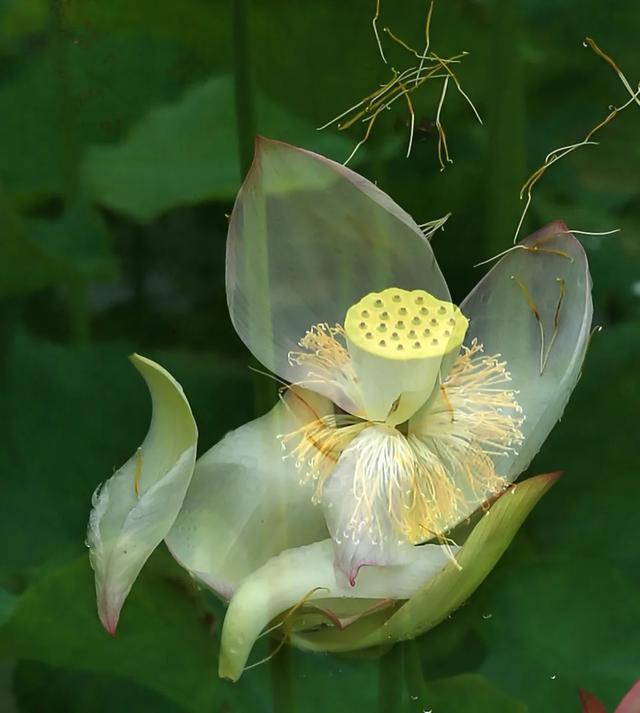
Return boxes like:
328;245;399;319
87;355;197;634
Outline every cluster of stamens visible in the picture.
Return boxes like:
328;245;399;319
281;335;524;551
287;323;359;398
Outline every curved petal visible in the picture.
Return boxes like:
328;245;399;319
292;471;559;654
218;538;453;681
226;137;449;414
460;222;592;478
87;355;197;634
165;387;329;599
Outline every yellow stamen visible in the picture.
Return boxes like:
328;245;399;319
278;414;368;496
288;323;358;395
405;339;524;540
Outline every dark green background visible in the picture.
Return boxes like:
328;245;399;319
1;0;638;711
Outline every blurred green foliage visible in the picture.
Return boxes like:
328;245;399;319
0;0;638;711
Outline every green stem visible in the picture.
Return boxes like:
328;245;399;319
51;0;90;344
232;0;257;178
379;643;404;713
0;298;21;390
50;0;79;198
268;637;294;713
67;278;90;346
486;0;526;254
232;0;275;415
403;639;429;711
231;2;287;711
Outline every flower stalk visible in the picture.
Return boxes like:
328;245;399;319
232;1;289;708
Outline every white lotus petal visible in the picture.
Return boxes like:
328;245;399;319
87;355;197;634
226;137;449;415
165;387;330;599
460;222;592;478
218;538;453;681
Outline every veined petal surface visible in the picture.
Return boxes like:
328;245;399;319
218;538;453;681
87;355;198;634
226;137;449;414
165;387;329;600
460;222;592;479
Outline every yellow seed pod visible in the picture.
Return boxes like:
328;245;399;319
344;288;468;360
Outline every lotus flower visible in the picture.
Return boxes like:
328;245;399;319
87;138;592;682
580;681;640;713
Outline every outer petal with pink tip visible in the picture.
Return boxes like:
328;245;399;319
226;137;449;415
86;355;197;634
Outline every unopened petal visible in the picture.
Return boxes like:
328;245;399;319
87;355;197;634
218;538;452;681
165;387;329;599
461;222;592;479
226;137;449;415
